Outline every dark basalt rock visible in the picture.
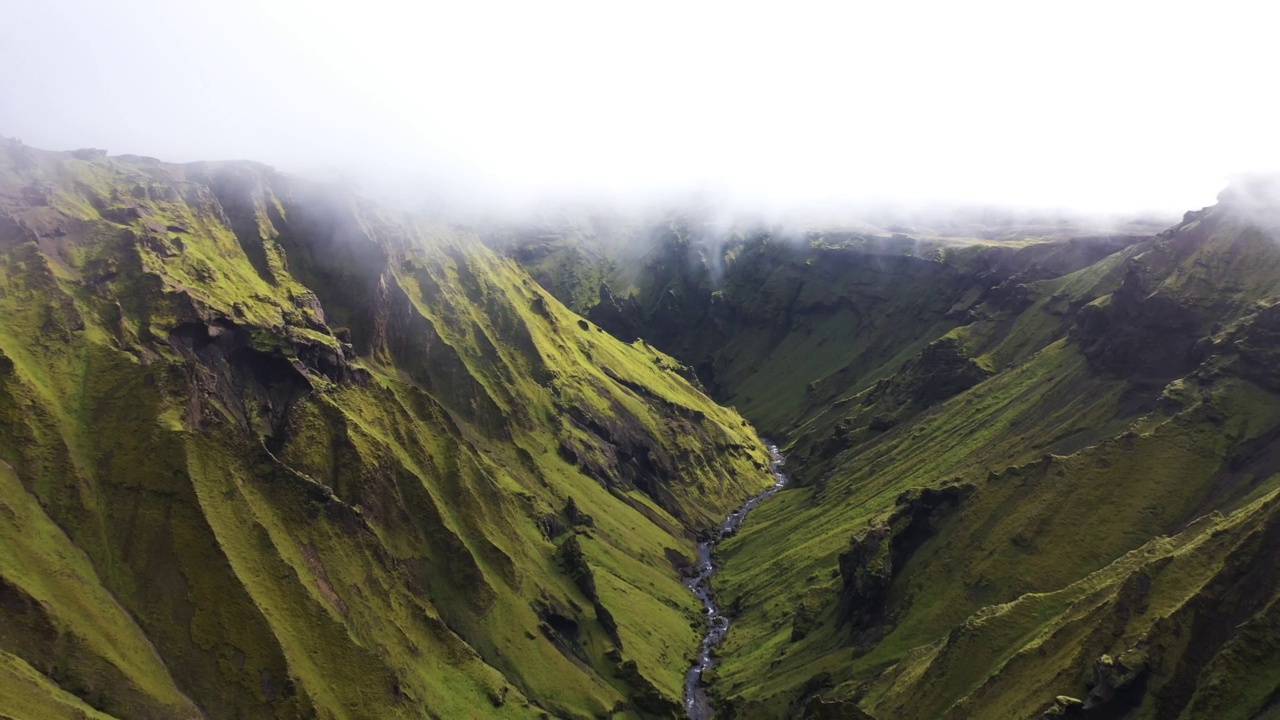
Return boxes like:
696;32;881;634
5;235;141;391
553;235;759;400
586;281;642;342
805;337;990;468
613;659;680;718
557;535;623;647
537;513;567;539
594;602;622;648
564;495;594;527
558;535;597;601
1228;301;1280;391
663;546;693;574
553;391;704;519
98;204;148;224
902;337;992;406
1084;651;1148;711
837;484;973;642
836;526;893;637
168;319;312;450
534;598;590;665
1034;650;1149;720
1074;259;1204;385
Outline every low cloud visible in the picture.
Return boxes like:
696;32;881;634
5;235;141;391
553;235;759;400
3;0;1276;222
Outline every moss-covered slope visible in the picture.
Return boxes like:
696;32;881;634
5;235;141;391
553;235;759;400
0;141;774;720
707;181;1280;718
498;184;1280;718
489;217;1144;436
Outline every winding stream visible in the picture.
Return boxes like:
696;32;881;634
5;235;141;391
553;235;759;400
684;442;789;720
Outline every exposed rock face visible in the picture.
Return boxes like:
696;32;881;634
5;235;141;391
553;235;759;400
837;485;973;643
1225;300;1280;391
903;337;993;406
1074;257;1206;384
1084;651;1147;711
802;336;994;469
564;495;594;527
614;659;681;718
836;526;894;637
168;316;371;454
587;282;642;342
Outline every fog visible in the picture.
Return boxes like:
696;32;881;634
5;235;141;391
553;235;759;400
3;0;1278;218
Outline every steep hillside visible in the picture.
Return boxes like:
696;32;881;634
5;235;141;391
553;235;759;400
0;141;774;720
491;215;1147;435
498;184;1280;718
710;180;1280;718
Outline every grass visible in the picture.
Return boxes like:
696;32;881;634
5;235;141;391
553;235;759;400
692;194;1280;718
0;141;773;718
8;140;1280;720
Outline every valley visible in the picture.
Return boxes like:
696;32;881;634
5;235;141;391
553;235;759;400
685;442;789;720
2;138;1279;720
496;181;1280;719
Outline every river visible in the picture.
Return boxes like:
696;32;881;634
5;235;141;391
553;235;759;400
684;441;789;720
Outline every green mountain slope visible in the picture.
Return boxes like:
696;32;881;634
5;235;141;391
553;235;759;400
0;140;774;720
500;184;1280;718
708;183;1280;718
488;216;1146;436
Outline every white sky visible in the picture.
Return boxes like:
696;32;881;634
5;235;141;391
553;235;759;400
3;0;1279;214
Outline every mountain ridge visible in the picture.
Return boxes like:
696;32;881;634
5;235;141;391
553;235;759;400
496;176;1280;719
0;139;775;720
6;134;1280;720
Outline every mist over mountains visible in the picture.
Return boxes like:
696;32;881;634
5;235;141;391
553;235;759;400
3;135;1280;719
5;1;1280;719
6;1;1279;216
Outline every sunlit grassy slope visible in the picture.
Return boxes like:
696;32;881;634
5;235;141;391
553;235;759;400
503;183;1280;718
0;141;775;719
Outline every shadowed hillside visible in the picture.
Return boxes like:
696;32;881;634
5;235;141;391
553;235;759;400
498;182;1280;719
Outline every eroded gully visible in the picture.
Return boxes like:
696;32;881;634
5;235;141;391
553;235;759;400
684;442;789;720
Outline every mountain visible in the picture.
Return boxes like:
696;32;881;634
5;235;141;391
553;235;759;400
496;182;1280;718
7;134;1280;720
0;140;775;720
484;211;1162;436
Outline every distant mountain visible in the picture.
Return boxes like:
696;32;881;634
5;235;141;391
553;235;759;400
499;179;1280;719
0;139;773;720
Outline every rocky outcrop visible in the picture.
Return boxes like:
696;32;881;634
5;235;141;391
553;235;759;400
169;319;313;451
587;282;643;342
879;336;992;408
614;659;680;718
1084;651;1148;711
1034;649;1150;719
1225;301;1280;391
1075;258;1206;384
837;485;973;643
